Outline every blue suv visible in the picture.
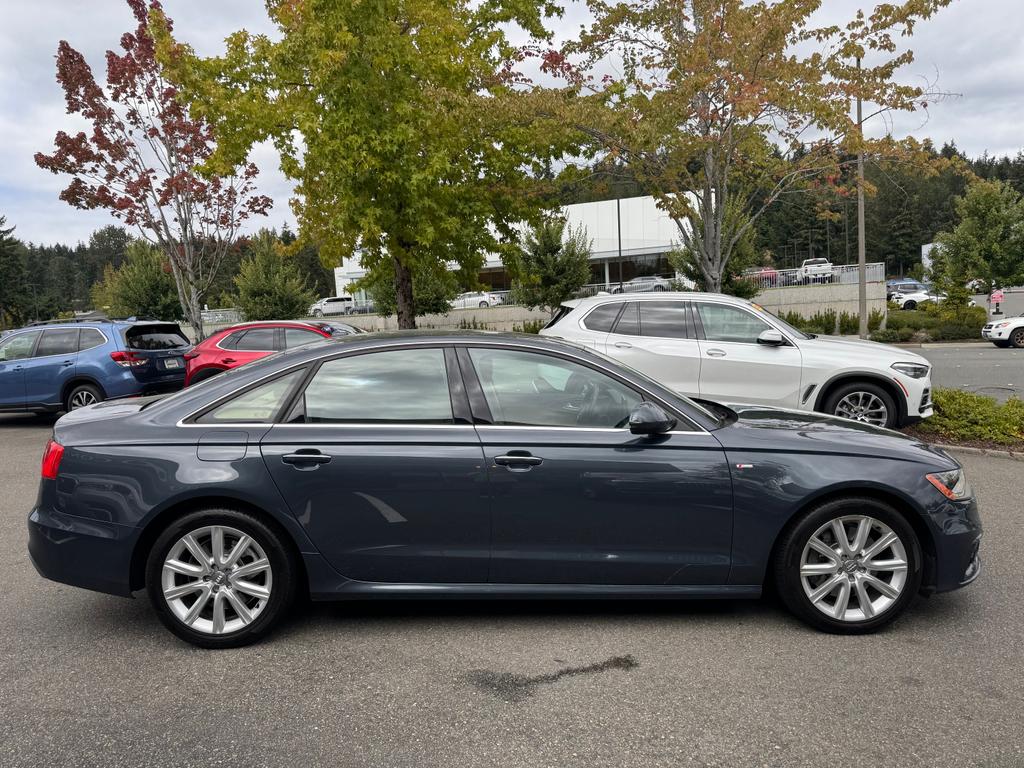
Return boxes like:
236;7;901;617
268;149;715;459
0;319;191;414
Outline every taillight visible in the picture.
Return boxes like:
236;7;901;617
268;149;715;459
110;350;147;367
41;440;64;480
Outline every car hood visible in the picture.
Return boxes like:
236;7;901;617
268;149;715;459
710;401;957;468
798;334;927;364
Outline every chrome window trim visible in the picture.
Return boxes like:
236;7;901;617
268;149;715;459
215;330;275;354
1;327;111;361
175;338;712;433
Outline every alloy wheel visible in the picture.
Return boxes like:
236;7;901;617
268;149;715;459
799;515;908;622
69;390;98;409
161;525;273;636
1011;328;1024;348
834;391;889;426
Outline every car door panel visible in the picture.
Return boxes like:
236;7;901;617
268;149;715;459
0;331;40;408
480;427;733;585
23;329;79;407
605;301;702;397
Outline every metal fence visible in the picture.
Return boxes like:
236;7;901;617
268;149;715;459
740;263;885;291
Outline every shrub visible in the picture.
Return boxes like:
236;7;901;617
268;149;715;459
513;319;545;334
870;327;914;344
914;389;1024;446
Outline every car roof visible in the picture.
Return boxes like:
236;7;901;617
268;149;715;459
562;291;751;309
212;320;329;334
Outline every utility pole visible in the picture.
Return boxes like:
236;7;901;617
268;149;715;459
857;57;868;338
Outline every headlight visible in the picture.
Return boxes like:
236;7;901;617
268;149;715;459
993;322;1011;328
891;362;930;379
926;469;973;500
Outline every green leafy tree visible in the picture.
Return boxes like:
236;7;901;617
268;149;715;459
90;241;182;319
234;232;316;321
560;0;953;291
505;218;592;313
934;180;1024;292
155;0;570;329
670;196;760;299
360;261;459;318
0;216;30;329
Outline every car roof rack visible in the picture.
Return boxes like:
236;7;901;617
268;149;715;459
26;315;111;326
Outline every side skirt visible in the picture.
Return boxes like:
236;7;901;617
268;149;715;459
309;582;762;602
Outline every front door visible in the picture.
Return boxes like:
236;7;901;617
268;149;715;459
0;330;40;408
260;346;491;583
693;301;803;408
23;328;79;407
460;345;733;586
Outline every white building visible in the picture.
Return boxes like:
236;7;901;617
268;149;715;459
334;195;686;298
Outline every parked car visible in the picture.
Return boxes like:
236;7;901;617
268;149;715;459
890;285;975;311
743;266;779;288
450;291;503;309
797;258;834;283
28;332;980;646
309;296;354;317
610;275;672;293
540;293;933;429
981;314;1024;348
184;320;360;385
886;279;929;301
0;319;189;414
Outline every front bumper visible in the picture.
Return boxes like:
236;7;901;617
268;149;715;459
28;506;138;597
929;496;983;594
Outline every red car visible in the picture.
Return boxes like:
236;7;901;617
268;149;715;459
184;320;363;386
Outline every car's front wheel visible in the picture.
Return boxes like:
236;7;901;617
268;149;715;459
993;340;1011;348
773;498;922;633
145;508;298;648
824;381;898;429
1010;327;1024;348
312;309;323;317
903;300;917;310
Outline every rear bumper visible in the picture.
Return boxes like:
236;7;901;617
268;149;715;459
27;506;138;598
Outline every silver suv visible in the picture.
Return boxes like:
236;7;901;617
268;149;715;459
540;292;933;429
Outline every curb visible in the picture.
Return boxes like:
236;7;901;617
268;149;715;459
932;443;1024;461
892;341;991;349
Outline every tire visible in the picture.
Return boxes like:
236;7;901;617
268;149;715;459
313;309;323;317
993;340;1010;348
772;497;922;634
479;301;489;308
903;300;917;311
823;381;899;429
1010;327;1024;349
65;382;103;412
145;507;299;648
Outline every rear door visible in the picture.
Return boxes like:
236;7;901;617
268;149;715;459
693;301;803;407
260;346;491;583
0;330;40;408
23;328;79;407
604;300;702;397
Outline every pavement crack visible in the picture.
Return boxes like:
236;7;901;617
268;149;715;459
466;654;639;703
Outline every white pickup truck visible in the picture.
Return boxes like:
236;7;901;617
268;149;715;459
797;258;834;284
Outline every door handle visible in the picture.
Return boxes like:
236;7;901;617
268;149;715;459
281;450;331;468
705;348;727;357
62;359;74;367
614;341;633;349
494;452;543;470
220;358;236;364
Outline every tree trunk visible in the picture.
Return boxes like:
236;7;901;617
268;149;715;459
393;254;416;330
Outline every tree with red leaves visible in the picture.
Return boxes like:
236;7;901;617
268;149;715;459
35;0;271;338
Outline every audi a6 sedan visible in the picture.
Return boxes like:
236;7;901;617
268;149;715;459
28;333;981;647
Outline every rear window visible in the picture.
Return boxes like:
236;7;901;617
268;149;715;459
582;303;623;332
124;324;190;350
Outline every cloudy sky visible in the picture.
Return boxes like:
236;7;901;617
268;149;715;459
1;0;1021;246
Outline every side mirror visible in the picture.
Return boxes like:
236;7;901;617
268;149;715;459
629;402;677;435
757;329;785;346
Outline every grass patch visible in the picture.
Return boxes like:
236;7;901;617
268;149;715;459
910;388;1024;447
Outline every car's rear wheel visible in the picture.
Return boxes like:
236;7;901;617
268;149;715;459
773;497;921;633
145;508;298;648
65;383;102;412
188;367;224;386
1010;327;1024;348
903;300;917;310
824;381;898;429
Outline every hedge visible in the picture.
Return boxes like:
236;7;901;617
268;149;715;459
912;388;1024;446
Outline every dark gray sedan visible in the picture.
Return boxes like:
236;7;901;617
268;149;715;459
28;332;981;647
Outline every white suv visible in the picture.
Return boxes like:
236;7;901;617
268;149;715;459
981;314;1024;348
540;293;933;429
309;296;354;316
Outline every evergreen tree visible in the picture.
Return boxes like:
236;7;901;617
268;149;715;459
505;218;592;314
0;216;30;329
234;232;316;321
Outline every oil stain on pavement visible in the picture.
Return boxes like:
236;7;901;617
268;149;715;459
466;655;639;703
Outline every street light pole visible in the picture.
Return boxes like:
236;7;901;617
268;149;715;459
857;57;868;338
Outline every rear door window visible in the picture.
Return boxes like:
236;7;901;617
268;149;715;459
639;301;693;339
125;324;190;350
613;302;640;335
36;329;80;357
78;329;106;351
284;328;324;349
233;328;278;351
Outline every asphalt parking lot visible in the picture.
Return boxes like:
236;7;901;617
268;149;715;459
920;343;1023;402
0;414;1021;768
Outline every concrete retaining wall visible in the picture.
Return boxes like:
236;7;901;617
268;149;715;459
754;281;887;318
